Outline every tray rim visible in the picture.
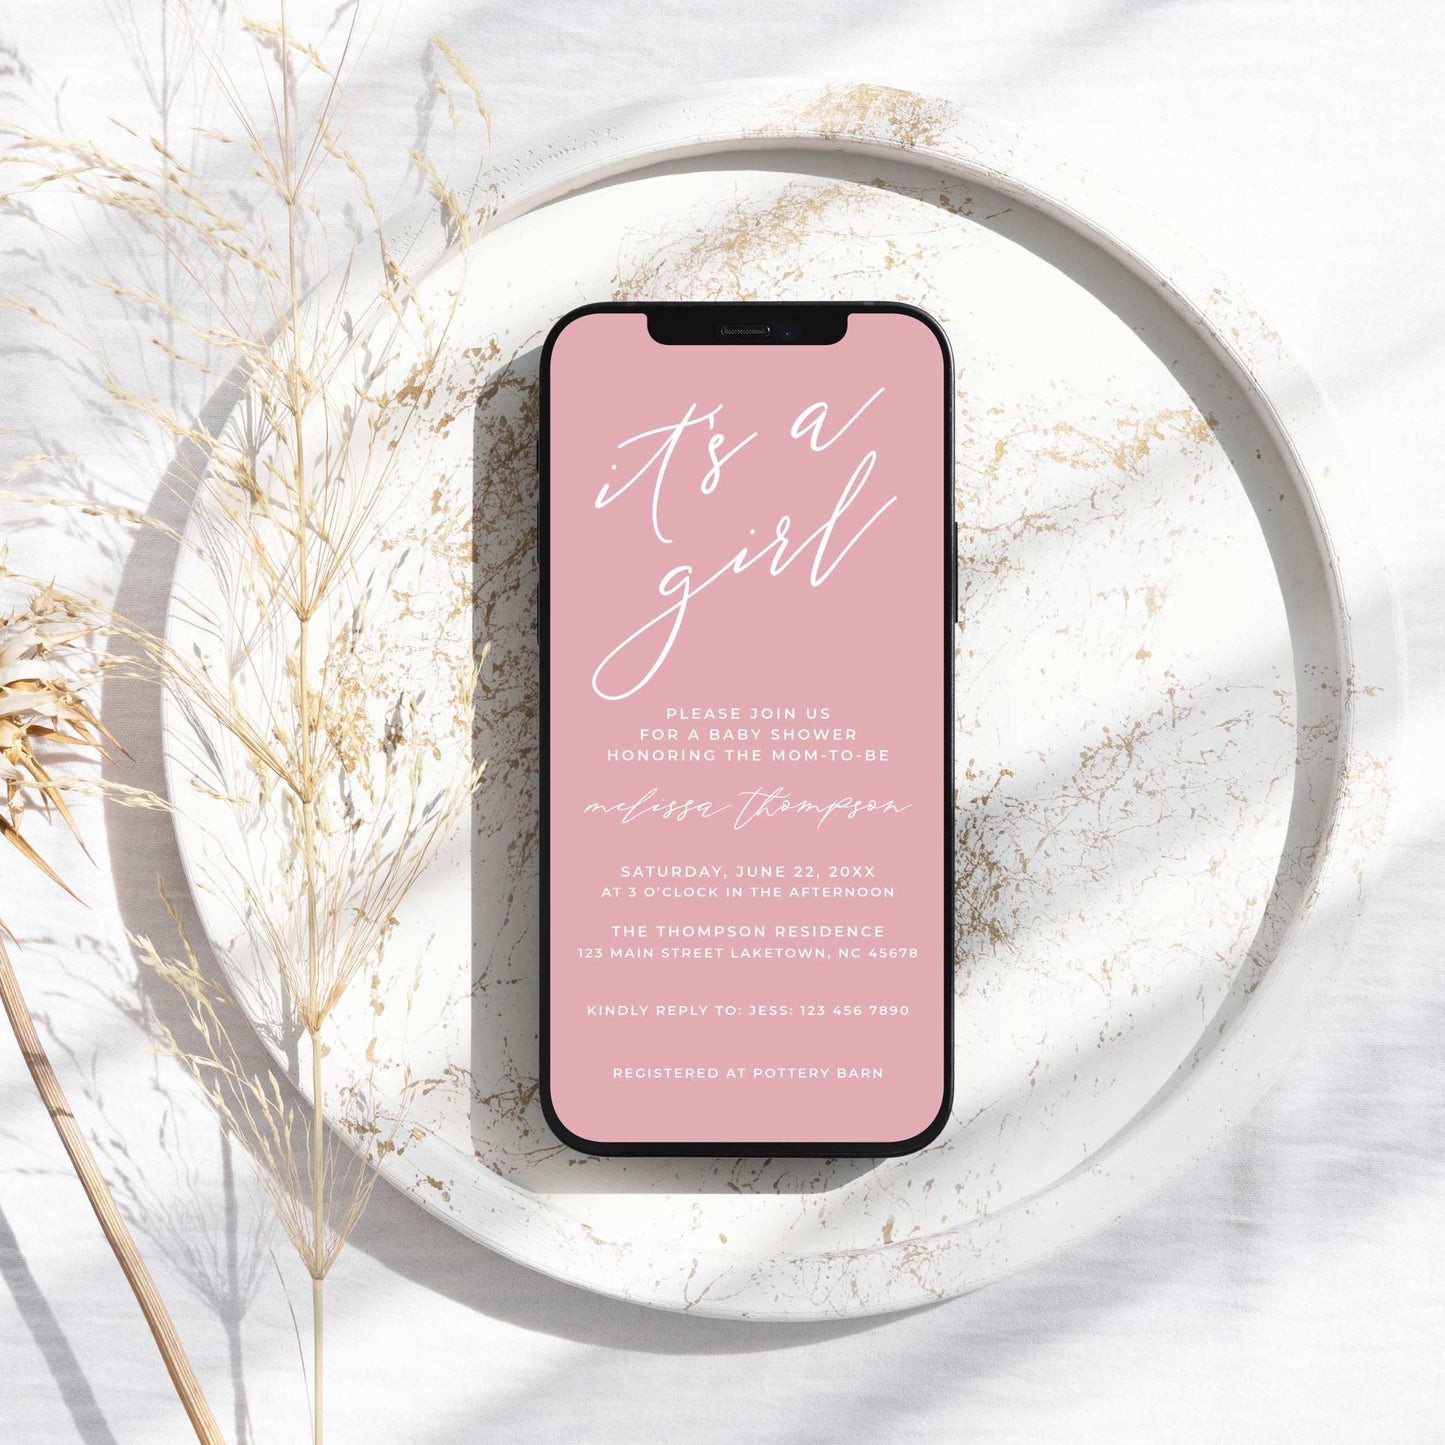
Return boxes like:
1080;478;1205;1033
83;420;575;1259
158;78;1403;1320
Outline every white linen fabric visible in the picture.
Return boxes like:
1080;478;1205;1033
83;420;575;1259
0;2;1441;1441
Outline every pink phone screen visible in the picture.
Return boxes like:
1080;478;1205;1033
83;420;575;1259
545;308;948;1147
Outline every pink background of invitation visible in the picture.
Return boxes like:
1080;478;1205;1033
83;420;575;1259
546;309;946;1144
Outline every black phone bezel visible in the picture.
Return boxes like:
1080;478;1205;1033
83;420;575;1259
535;300;956;1158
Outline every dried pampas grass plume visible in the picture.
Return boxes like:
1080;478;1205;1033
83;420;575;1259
0;571;225;1445
0;575;113;887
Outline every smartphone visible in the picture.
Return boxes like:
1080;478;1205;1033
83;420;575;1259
538;301;954;1156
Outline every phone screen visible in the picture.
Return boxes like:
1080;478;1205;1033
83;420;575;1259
540;305;952;1153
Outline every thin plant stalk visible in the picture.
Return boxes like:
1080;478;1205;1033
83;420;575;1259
278;2;330;1435
0;936;225;1445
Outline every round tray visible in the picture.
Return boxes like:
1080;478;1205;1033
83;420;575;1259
162;81;1399;1319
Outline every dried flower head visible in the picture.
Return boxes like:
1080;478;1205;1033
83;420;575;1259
0;570;112;899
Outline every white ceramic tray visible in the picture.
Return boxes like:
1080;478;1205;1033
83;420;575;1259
162;81;1399;1319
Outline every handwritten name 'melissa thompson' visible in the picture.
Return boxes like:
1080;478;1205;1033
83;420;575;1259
582;785;911;830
